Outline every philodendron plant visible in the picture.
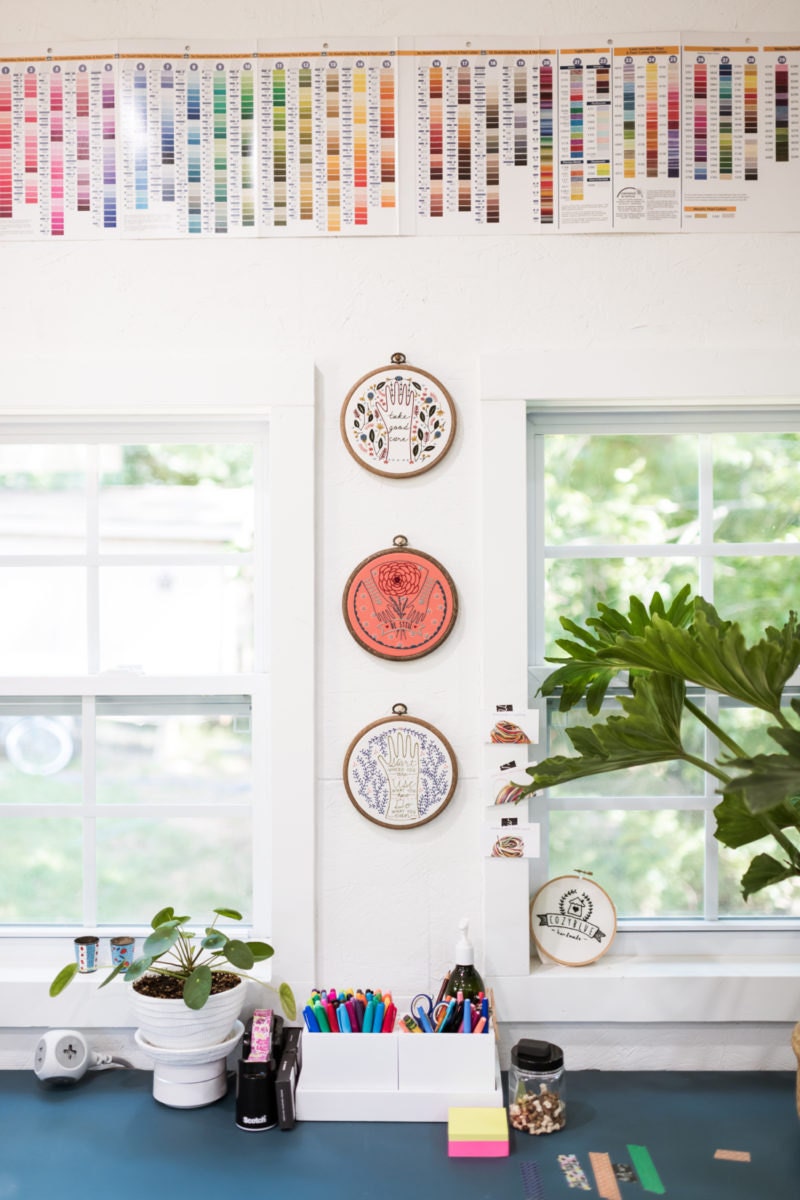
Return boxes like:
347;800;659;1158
515;586;800;901
50;906;297;1019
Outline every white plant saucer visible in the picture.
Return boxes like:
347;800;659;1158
134;1019;244;1108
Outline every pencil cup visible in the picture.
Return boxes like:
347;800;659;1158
74;935;100;973
110;936;135;968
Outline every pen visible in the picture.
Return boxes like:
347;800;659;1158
373;1000;385;1032
462;999;472;1034
363;998;375;1033
436;999;455;1032
339;1004;352;1033
313;1001;331;1033
472;1017;487;1034
415;1005;434;1034
381;1002;396;1033
302;1005;321;1033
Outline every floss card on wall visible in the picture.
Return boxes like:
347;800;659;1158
482;819;540;859
484;709;539;745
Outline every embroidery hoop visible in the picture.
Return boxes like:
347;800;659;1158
340;352;457;479
530;872;617;966
342;534;458;661
342;703;458;830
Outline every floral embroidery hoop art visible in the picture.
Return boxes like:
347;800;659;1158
340;352;457;478
343;704;458;830
530;873;617;967
342;535;458;661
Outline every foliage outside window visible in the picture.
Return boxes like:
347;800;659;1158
0;432;267;929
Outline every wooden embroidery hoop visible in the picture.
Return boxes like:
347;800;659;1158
340;352;457;479
342;534;459;661
530;871;617;967
342;703;458;830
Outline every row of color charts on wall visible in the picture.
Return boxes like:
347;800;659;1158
1;34;799;239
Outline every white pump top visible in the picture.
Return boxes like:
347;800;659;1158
455;917;475;965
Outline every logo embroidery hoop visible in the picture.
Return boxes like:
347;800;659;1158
530;874;617;966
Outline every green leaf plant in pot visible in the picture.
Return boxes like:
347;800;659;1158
50;906;296;1050
512;586;800;1114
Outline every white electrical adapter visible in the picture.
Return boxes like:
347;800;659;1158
33;1029;114;1082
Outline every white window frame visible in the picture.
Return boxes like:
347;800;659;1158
0;362;316;1028
480;348;800;1025
527;408;800;928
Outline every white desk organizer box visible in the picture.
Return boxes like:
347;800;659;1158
296;1030;501;1122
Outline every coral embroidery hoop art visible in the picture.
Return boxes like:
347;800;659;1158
340;352;457;479
530;873;617;967
343;704;458;830
342;535;458;661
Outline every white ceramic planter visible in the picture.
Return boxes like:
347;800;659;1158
130;979;245;1050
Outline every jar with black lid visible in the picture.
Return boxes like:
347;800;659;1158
508;1039;566;1134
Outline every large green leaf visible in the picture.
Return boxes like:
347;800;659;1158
740;852;797;901
599;603;800;716
523;672;688;792
713;790;800;849
224;940;254;970
150;907;175;928
722;752;800;815
143;923;181;958
213;907;242;921
97;960;129;989
123;956;154;983
279;982;297;1021
246;941;274;962
183;965;213;1010
49;962;78;997
541;587;694;713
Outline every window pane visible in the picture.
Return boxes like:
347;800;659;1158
549;810;704;918
713;432;800;543
0;567;87;673
99;565;253;673
714;556;799;644
544;557;697;655
99;444;254;554
0;444;86;554
96;816;253;924
0;709;81;803
97;711;251;806
544;434;699;546
0;818;82;922
547;698;706;797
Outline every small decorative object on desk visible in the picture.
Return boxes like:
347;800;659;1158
343;704;457;830
530;870;617;966
342;535;458;661
509;1039;566;1135
73;935;99;973
340;352;456;478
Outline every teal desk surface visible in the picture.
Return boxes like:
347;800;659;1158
2;1070;798;1199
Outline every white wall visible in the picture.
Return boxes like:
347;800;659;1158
3;0;800;1071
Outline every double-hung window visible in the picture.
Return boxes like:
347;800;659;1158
527;408;800;926
0;422;269;931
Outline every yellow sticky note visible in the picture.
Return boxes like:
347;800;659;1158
448;1107;508;1142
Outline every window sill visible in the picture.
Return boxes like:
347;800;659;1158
0;966;277;1029
492;956;800;1024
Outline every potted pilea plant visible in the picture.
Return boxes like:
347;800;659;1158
512;586;800;1113
50;905;296;1049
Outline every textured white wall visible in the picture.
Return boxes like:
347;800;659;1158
2;0;800;1069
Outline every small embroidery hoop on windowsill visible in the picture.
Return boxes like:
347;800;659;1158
530;869;617;967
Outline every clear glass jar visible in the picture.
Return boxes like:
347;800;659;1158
508;1039;566;1134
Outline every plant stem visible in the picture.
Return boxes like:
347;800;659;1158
683;697;748;758
682;752;732;785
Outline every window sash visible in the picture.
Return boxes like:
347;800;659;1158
0;420;270;933
526;409;800;926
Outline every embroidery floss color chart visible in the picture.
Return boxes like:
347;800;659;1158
1;32;799;238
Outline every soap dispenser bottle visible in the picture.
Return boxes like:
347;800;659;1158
448;918;485;1000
